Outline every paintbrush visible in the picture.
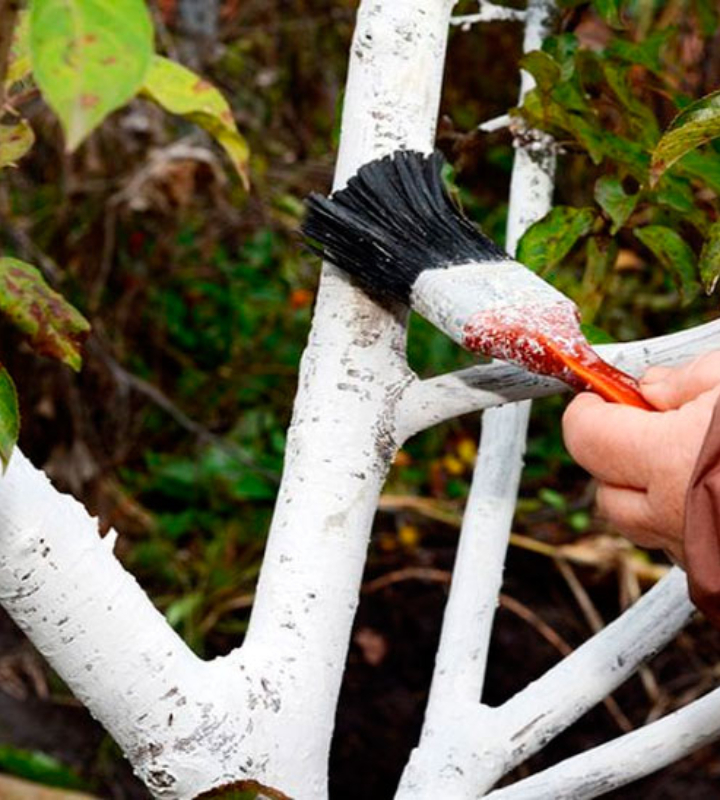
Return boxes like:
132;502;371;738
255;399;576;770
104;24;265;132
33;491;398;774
303;150;652;410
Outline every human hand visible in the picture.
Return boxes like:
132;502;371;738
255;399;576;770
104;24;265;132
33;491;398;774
562;352;720;564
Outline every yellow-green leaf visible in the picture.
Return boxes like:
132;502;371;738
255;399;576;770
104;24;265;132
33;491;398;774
29;0;154;151
517;206;596;276
634;225;700;304
0;118;35;168
650;89;720;185
141;55;250;188
699;221;720;294
0;257;90;370
5;10;31;87
0;366;19;472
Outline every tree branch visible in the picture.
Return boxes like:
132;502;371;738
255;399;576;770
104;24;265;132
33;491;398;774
397;2;557;797
487;669;720;799
451;3;526;27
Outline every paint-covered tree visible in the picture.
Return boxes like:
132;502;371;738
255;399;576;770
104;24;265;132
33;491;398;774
3;1;720;798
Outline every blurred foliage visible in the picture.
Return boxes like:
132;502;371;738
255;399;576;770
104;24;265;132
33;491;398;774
0;744;87;791
0;0;249;467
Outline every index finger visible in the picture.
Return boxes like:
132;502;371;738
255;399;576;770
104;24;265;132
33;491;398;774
641;351;720;410
562;392;660;489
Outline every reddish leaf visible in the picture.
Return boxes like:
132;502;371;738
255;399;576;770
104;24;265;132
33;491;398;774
0;257;90;370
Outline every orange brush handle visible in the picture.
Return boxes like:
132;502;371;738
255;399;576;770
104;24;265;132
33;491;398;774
547;343;655;410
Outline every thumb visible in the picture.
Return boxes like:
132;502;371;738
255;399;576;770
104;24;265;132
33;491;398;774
641;352;720;410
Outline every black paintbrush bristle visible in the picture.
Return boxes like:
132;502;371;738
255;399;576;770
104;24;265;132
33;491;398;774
302;150;508;304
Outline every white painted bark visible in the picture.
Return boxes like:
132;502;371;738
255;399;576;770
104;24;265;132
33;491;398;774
397;3;555;797
0;2;456;798
486;683;720;799
1;2;720;799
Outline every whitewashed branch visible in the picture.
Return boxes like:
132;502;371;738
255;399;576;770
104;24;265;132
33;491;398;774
452;3;526;27
478;114;511;132
396;3;556;798
487;682;720;799
0;452;224;797
492;569;694;779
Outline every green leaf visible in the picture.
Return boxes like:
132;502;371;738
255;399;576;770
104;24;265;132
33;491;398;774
653;175;695;213
542;34;579;79
0;118;35;168
652;175;709;234
520;51;560;93
0;257;90;370
141;56;250;188
675;149;720;195
0;366;19;471
605;29;673;74
579;235;618;322
602;63;659;146
634;225;700;303
0;745;86;790
5;10;31;87
699;221;720;293
165;592;203;629
650;90;720;184
592;0;623;28
29;0;153;150
594;176;638;233
517;206;596;275
580;322;616;344
519;89;605;164
600;133;650;181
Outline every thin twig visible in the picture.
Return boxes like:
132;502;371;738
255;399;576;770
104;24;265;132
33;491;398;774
362;566;451;594
451;3;526;27
378;494;670;583
88;338;280;484
200;592;255;635
556;558;605;634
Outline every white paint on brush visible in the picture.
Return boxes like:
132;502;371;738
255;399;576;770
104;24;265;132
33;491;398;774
410;259;571;345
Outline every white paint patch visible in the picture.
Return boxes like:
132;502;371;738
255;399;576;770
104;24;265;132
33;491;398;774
410;260;573;347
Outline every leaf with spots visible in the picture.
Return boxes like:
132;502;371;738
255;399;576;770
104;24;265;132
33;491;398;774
0;365;19;472
517;206;596;277
650;89;720;185
0;258;90;370
141;56;250;188
0;118;35;169
29;0;153;150
634;226;700;304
